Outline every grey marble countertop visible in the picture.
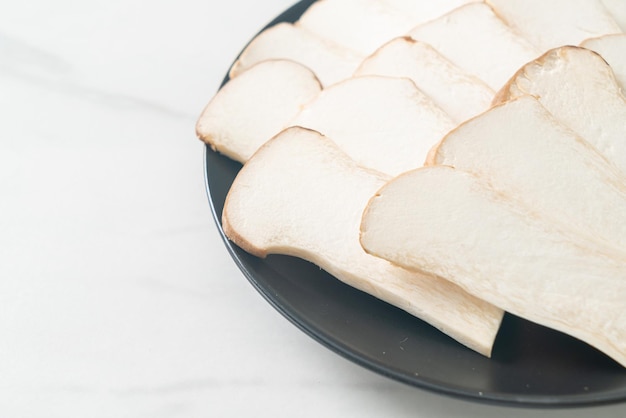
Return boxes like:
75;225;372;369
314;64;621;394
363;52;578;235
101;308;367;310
1;0;624;416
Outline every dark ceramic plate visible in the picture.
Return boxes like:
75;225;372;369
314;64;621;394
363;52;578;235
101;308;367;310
204;0;626;407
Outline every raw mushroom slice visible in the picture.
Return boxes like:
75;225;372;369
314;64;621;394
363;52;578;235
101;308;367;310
602;0;626;31
408;2;540;90
355;36;494;123
296;0;422;55
429;95;626;255
486;0;622;51
581;34;626;91
360;165;626;368
196;59;322;163
229;22;365;87
494;46;626;175
380;0;478;24
223;126;504;357
289;75;456;176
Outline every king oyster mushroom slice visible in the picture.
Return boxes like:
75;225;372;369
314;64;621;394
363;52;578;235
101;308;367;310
360;164;626;368
486;0;622;51
494;46;626;176
581;34;626;91
601;0;626;31
296;0;424;55
429;95;626;256
289;75;456;177
380;0;477;24
196;59;321;163
223;126;504;357
230;22;365;87
408;2;540;90
355;36;494;123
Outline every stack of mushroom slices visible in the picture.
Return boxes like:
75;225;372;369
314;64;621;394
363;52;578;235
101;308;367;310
197;0;626;367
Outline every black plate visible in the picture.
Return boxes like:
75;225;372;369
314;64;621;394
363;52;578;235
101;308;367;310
204;0;626;407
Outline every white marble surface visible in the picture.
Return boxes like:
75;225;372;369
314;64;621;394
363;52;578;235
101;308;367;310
1;0;625;416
